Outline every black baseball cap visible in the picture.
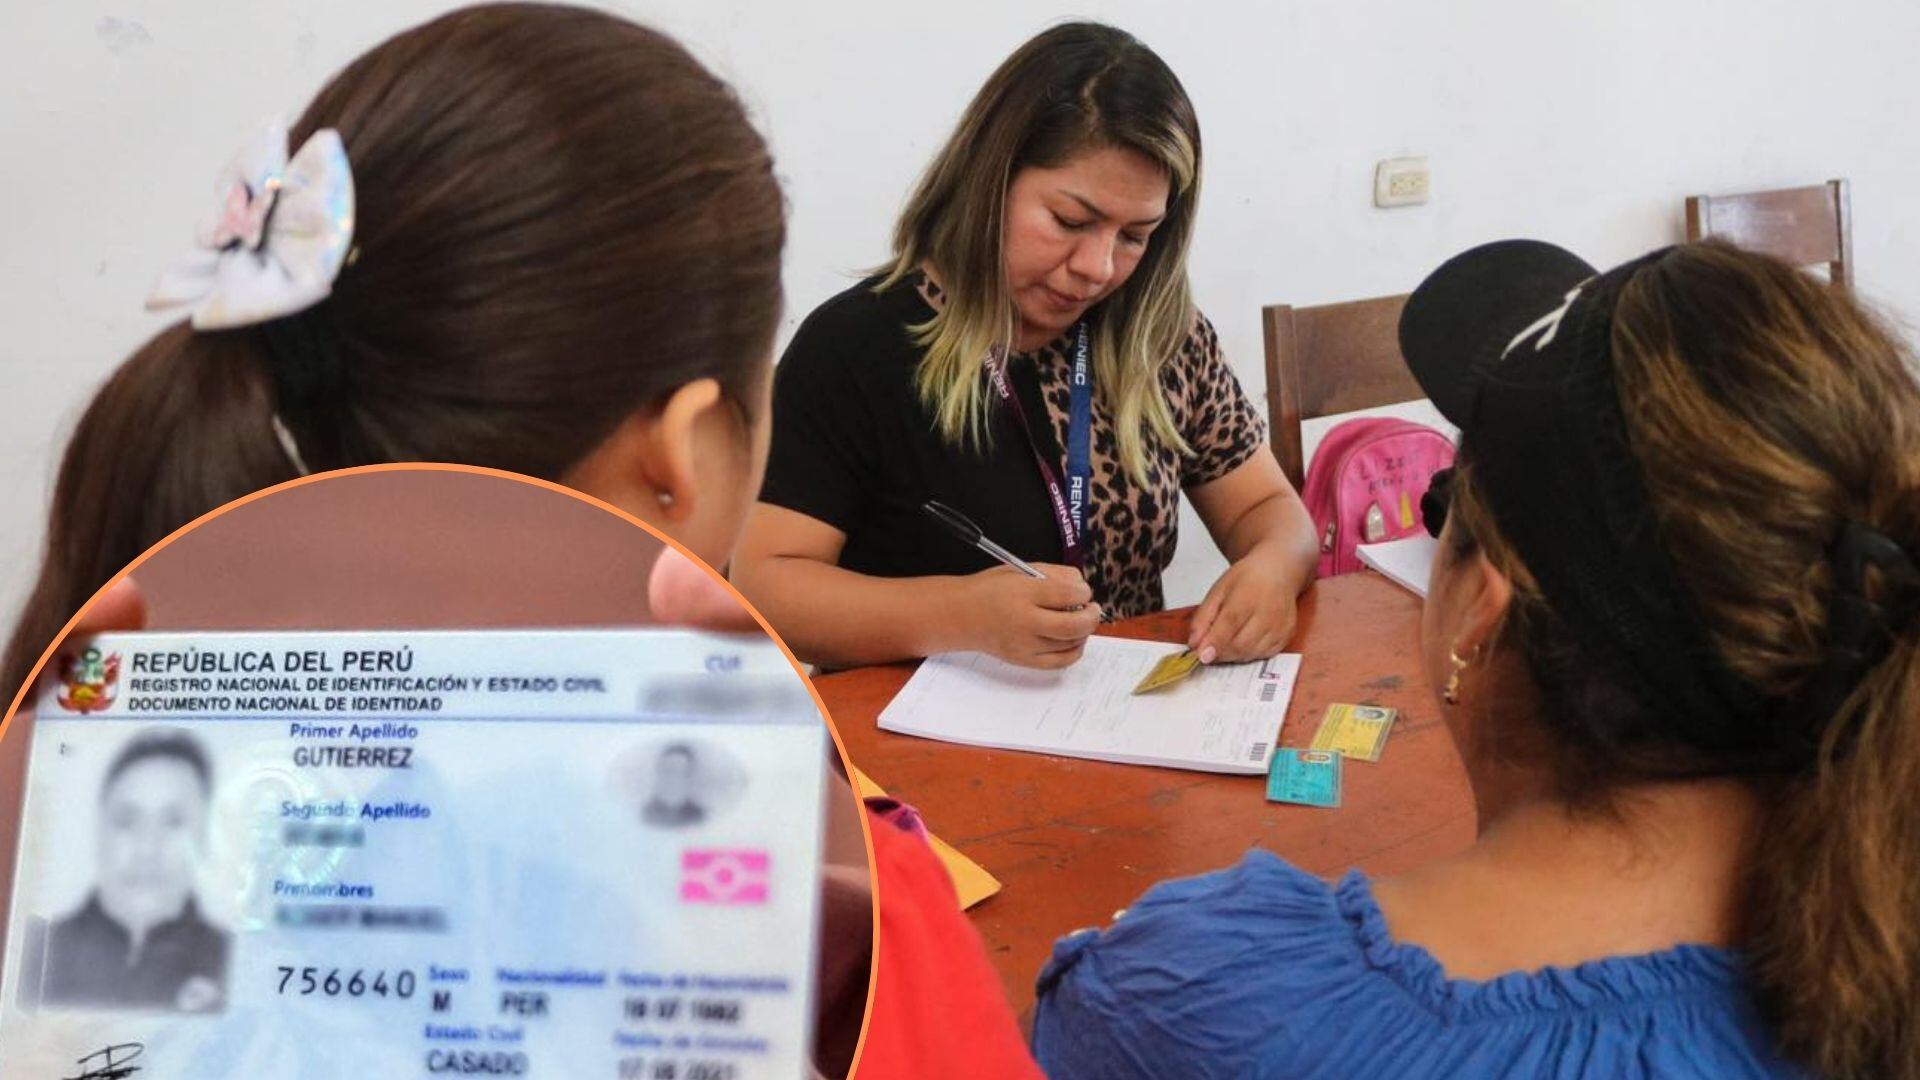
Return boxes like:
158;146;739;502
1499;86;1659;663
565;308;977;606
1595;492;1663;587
1398;240;1784;767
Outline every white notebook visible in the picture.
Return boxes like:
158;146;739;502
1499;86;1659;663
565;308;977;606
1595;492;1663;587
1357;534;1438;597
877;636;1301;774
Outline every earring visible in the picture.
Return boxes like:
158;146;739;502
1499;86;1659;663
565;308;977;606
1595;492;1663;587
1442;646;1475;705
657;491;676;508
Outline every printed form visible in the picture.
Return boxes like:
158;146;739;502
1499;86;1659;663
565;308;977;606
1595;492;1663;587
879;636;1300;773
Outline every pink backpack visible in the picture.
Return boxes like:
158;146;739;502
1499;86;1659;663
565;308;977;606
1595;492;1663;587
1301;417;1456;577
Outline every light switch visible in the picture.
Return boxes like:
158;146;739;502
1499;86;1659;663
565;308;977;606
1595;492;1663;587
1374;157;1430;208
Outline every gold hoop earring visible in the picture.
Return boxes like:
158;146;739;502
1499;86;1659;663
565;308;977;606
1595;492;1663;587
1442;646;1475;705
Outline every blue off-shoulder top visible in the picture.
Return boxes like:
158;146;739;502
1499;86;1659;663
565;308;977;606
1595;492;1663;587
1031;851;1806;1079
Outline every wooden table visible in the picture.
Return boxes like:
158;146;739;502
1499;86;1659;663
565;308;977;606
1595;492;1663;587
816;571;1477;1010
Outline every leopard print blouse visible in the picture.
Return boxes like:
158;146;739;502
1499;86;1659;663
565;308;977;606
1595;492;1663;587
915;272;1269;616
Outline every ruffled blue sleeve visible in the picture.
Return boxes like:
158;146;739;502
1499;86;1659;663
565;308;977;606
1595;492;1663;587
1032;850;1364;1080
1031;850;1808;1080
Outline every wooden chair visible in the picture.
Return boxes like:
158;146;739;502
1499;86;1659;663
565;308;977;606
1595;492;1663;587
1684;178;1852;287
1262;293;1421;490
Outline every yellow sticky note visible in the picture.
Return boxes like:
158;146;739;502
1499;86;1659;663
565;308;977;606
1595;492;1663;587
852;766;1002;909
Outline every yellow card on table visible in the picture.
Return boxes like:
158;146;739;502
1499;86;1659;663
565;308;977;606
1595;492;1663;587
1309;703;1399;763
1132;647;1201;694
850;766;1002;909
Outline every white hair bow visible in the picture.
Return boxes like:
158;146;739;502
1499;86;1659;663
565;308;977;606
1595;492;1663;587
147;120;355;330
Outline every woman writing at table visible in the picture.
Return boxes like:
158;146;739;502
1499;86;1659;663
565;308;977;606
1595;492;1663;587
1032;240;1920;1077
733;22;1317;670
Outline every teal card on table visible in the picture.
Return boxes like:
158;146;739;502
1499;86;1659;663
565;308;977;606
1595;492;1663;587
1265;748;1343;808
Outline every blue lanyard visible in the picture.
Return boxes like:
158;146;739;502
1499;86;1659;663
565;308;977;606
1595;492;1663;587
1065;322;1093;546
987;322;1093;567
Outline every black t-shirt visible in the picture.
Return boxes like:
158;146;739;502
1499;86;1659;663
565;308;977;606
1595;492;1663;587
42;893;230;1011
761;272;1268;616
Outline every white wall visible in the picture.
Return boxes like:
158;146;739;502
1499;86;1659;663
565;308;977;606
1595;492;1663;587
4;0;1917;621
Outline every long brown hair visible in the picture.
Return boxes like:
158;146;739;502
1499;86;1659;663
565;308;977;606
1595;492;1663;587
3;2;785;705
1449;240;1920;1077
881;21;1201;480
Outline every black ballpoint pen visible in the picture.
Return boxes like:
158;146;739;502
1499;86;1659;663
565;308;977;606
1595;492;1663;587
921;500;1046;579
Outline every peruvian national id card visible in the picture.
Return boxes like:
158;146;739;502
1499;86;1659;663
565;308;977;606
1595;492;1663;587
1;630;829;1079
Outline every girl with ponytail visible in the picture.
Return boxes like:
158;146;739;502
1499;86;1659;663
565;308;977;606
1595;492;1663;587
2;11;1052;1077
3;2;786;707
1033;238;1920;1078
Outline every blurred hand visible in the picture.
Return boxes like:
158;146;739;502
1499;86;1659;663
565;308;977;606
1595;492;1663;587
957;564;1101;669
648;548;760;633
73;576;149;637
22;577;150;707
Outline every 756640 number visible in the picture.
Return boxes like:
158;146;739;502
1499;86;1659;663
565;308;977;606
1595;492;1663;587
276;966;417;999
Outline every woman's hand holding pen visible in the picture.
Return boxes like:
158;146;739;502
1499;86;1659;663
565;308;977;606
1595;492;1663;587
916;502;1100;668
956;564;1101;670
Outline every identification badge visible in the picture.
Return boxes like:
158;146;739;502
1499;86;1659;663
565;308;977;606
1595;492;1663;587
1265;749;1343;808
1;630;828;1079
1308;703;1399;763
1131;648;1201;695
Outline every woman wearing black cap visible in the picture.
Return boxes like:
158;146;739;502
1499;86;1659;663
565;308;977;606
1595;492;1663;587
1030;239;1920;1078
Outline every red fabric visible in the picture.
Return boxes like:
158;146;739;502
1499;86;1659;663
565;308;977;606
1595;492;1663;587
853;810;1044;1079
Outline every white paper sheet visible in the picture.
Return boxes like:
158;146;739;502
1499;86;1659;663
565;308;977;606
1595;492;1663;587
1357;534;1438;597
877;637;1301;774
